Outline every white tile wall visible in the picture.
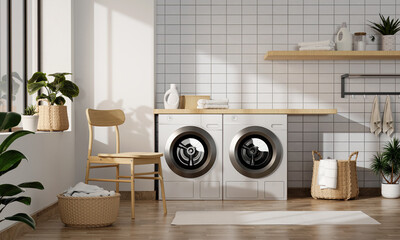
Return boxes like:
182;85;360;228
155;0;400;188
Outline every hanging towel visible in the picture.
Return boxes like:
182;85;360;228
383;96;394;136
299;46;335;51
370;96;382;136
318;159;338;189
298;40;335;48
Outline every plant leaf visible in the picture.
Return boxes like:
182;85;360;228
54;96;66;106
36;93;49;102
28;72;47;84
0;150;27;176
0;131;33;154
18;182;44;190
60;80;79;101
0;184;24;196
27;81;47;95
48;93;57;105
5;213;36;229
0;112;21;131
0;196;31;206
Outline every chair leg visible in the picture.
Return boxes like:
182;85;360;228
116;165;120;193
130;160;135;219
85;161;90;184
157;159;167;215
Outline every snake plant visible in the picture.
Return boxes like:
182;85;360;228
369;14;400;35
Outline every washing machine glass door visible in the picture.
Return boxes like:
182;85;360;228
230;126;282;178
165;126;216;178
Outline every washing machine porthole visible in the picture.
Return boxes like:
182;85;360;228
165;126;216;178
230;126;282;178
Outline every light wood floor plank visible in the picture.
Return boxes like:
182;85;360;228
18;196;400;240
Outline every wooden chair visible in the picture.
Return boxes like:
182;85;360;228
85;108;167;219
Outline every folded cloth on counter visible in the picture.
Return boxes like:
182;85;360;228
299;46;335;51
318;159;338;189
383;95;394;136
197;99;229;105
197;104;229;109
63;182;115;197
370;96;382;136
298;40;335;48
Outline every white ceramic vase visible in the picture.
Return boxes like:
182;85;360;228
381;183;400;198
381;35;396;51
164;84;180;109
22;115;39;132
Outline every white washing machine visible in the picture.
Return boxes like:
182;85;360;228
158;114;222;200
223;115;287;200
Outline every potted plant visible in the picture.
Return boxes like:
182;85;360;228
27;72;79;131
0;112;44;229
371;138;400;198
21;105;38;132
369;14;400;51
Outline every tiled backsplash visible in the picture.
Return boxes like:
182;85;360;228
155;0;400;188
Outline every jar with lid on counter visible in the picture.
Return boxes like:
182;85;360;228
354;32;366;51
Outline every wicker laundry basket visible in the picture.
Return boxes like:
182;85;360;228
311;151;359;200
37;99;69;131
57;193;120;227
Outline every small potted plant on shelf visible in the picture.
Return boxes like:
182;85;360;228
0;112;44;229
21;105;38;132
371;137;400;198
27;72;79;131
369;14;400;51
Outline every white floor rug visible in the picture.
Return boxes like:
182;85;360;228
171;211;380;225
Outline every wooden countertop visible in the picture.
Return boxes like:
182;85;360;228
153;109;337;115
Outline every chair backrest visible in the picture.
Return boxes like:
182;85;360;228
86;109;125;158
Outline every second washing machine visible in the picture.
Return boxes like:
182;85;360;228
223;114;287;200
158;114;222;200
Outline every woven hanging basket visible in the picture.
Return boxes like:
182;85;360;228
57;193;120;227
37;99;69;131
311;151;359;200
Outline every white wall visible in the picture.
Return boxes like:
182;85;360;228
73;0;155;191
0;0;74;231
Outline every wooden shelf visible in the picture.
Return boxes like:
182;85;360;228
154;109;337;115
264;50;400;60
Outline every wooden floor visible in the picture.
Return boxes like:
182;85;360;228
18;196;400;240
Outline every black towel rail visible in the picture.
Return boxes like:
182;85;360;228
341;74;400;98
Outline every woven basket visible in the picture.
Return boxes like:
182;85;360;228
311;151;359;200
57;193;120;227
37;99;69;131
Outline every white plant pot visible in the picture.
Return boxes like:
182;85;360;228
381;183;400;198
22;115;39;132
381;35;396;51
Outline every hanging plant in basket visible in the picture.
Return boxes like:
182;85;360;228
27;72;79;131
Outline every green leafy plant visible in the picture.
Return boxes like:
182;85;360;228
23;105;37;116
27;72;79;105
0;112;44;229
371;138;400;184
369;14;400;35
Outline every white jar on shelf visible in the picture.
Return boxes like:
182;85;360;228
354;32;366;51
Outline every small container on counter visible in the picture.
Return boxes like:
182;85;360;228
354;32;366;51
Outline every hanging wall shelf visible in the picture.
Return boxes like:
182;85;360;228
264;51;400;60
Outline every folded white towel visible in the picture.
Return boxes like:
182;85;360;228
197;99;229;105
299;46;334;51
370;96;382;136
298;40;335;48
318;159;338;189
197;104;229;109
383;96;394;136
64;182;115;197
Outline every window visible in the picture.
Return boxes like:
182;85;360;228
0;0;40;114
